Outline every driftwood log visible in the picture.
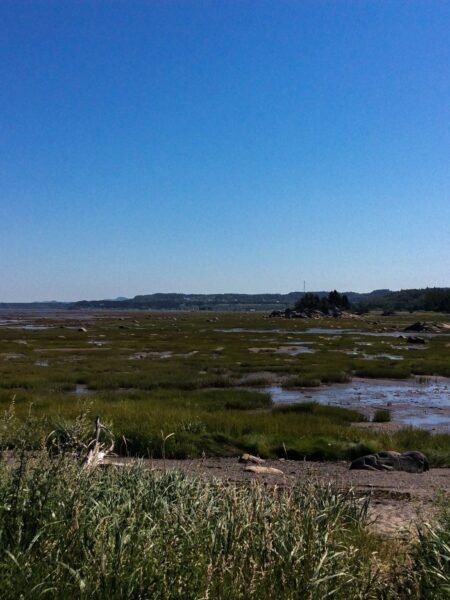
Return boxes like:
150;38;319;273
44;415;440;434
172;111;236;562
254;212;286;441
239;453;265;465
81;416;115;469
244;465;284;476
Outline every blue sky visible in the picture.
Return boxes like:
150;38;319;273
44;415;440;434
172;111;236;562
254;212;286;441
1;1;449;301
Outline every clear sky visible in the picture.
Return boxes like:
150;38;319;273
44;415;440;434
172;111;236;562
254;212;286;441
1;1;449;301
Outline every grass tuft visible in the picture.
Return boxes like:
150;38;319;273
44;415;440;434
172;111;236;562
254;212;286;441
373;408;391;423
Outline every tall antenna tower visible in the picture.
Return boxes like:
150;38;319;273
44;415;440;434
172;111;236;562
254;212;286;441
303;280;306;294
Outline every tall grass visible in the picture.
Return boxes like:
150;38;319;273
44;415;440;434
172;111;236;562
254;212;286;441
413;496;450;598
273;401;367;423
0;452;411;600
1;396;450;464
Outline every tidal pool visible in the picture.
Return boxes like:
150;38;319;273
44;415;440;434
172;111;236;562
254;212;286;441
263;378;450;431
74;384;92;395
0;320;51;330
218;327;448;338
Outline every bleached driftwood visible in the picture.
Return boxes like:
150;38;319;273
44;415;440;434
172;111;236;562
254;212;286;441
81;416;115;469
239;453;265;465
244;465;284;476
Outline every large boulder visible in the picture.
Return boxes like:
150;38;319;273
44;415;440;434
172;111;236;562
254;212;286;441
398;451;430;473
349;454;392;471
404;322;441;333
350;451;429;473
406;336;426;344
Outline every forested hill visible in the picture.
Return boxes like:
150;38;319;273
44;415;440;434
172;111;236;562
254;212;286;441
68;288;450;312
72;292;306;311
357;287;450;313
70;289;391;311
1;288;448;312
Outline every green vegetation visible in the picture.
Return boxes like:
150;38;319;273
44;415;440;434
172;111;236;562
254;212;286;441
413;495;450;597
359;287;450;313
0;449;442;600
2;287;449;312
373;409;391;423
0;310;449;462
273;401;367;424
1;392;450;465
294;289;350;313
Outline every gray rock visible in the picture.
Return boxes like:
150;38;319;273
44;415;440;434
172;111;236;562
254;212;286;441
350;451;429;473
404;322;441;333
406;336;426;344
349;454;393;471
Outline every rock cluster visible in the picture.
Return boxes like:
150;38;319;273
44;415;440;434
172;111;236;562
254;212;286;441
350;451;429;473
404;321;449;333
270;307;348;319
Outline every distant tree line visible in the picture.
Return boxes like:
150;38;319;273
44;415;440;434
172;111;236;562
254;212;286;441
423;288;450;312
46;287;450;313
356;288;450;314
294;290;350;313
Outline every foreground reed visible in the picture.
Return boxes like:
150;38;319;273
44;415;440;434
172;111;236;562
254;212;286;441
413;496;450;598
0;412;448;599
0;449;441;600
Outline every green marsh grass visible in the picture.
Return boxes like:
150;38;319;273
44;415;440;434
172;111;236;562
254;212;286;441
273;401;367;423
0;311;449;462
373;408;391;423
1;395;449;463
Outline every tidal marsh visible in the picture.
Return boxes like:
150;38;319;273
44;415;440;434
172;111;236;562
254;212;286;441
0;310;449;462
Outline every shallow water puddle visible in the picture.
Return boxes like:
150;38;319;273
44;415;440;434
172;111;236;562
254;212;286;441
336;350;404;360
217;327;449;338
88;340;109;347
305;328;449;338
277;346;316;356
129;351;173;360
1;352;25;360
0;319;52;330
74;384;92;395
263;379;450;431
